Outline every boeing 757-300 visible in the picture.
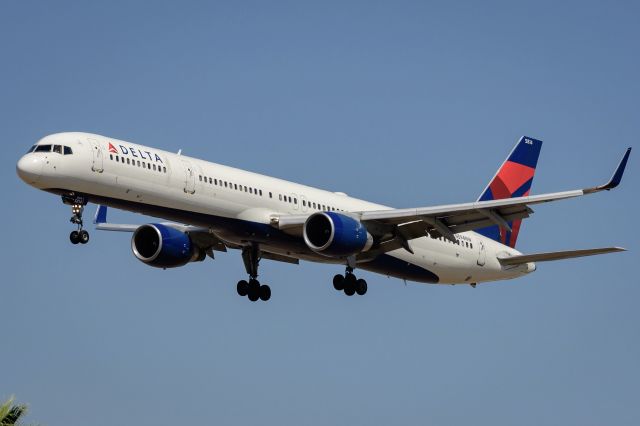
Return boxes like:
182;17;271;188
16;133;631;302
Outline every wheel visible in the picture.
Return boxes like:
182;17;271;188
259;285;271;301
248;279;260;301
333;274;345;290
237;280;249;296
69;230;80;244
344;283;356;296
356;279;368;295
79;230;90;244
345;273;357;286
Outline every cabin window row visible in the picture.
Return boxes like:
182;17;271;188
199;175;264;197
109;154;167;173
278;194;344;212
433;235;473;249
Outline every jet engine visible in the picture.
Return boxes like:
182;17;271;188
131;224;205;268
303;212;373;257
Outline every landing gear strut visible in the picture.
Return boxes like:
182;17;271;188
332;266;367;296
63;194;89;245
236;244;271;302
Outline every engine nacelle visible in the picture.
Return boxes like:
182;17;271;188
131;224;204;268
303;212;373;258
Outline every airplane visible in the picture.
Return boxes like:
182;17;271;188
16;133;631;302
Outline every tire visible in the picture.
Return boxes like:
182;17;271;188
356;279;368;295
79;230;90;244
344;284;356;296
333;274;345;291
248;279;260;301
248;289;260;302
237;280;249;296
69;231;79;244
259;285;271;301
345;273;357;286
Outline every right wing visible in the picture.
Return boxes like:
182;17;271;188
497;247;626;266
273;148;631;255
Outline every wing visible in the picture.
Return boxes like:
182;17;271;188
272;148;631;255
497;247;626;266
93;205;228;256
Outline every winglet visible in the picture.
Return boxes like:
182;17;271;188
94;205;107;224
584;147;632;194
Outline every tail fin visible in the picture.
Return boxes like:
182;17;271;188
476;136;543;248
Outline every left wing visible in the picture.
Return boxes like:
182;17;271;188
93;205;228;254
272;148;631;252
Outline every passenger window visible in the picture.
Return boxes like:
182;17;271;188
209;177;212;184
303;200;306;207
110;154;113;160
116;156;120;162
269;192;272;198
294;198;297;204
214;179;218;185
259;190;262;196
127;158;131;165
249;188;253;194
35;145;52;152
147;163;151;169
163;167;167;173
279;194;282;201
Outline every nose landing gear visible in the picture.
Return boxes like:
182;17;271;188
63;194;89;245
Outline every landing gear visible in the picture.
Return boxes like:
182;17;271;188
237;245;271;302
65;196;89;245
69;229;89;245
332;267;367;296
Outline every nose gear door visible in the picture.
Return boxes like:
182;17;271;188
181;160;196;194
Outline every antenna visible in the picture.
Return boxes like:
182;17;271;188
177;149;182;156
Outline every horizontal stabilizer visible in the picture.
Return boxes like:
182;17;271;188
498;247;626;266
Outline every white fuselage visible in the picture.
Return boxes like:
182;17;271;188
17;132;535;285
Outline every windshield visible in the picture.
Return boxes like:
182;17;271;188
34;145;52;152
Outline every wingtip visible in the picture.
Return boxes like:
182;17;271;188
584;147;631;193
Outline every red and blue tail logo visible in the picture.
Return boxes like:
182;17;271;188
476;136;542;248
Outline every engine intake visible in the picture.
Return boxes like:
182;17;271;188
303;212;372;257
132;224;204;268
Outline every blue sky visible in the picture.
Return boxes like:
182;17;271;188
1;1;638;425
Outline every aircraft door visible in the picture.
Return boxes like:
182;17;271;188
181;160;196;194
89;138;104;173
477;240;486;266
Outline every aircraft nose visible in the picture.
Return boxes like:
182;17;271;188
16;154;44;184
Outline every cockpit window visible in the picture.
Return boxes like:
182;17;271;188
26;145;36;153
34;145;52;152
64;146;73;155
53;145;62;154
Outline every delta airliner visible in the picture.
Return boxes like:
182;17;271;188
16;133;631;302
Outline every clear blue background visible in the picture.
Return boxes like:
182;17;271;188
1;1;638;425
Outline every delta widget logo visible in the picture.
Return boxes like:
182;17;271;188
107;142;163;163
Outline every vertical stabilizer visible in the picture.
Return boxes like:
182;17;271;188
476;136;543;248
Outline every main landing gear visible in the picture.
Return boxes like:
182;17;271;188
63;194;89;245
332;267;367;296
236;245;271;302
